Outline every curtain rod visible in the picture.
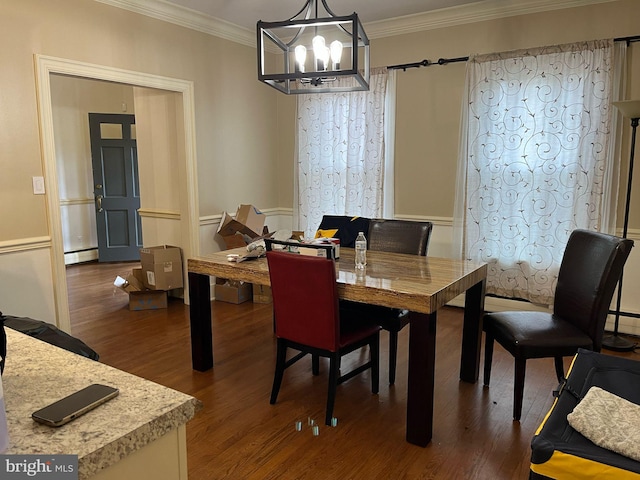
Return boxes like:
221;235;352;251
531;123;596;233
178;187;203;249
388;35;640;72
387;56;469;71
614;34;640;44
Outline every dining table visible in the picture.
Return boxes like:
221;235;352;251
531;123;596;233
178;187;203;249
187;247;487;447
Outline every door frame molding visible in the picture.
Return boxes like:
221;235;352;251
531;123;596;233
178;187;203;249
34;54;200;332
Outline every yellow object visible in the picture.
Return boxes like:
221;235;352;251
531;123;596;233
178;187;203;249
315;228;338;239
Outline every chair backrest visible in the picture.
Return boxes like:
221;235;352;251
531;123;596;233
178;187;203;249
316;215;371;248
554;229;634;350
367;219;433;256
266;251;340;351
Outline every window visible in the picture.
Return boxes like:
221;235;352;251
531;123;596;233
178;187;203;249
295;68;395;237
454;40;622;305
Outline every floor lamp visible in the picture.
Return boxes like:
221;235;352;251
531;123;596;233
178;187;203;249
602;100;640;352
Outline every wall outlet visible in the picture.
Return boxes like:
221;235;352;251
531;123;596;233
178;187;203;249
33;176;45;195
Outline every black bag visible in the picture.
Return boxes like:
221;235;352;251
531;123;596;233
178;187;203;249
0;312;6;374
1;314;99;362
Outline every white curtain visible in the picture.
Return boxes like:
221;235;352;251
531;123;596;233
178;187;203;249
295;67;391;237
602;41;627;234
453;40;623;305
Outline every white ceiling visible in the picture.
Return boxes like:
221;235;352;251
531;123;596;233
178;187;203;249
163;0;488;30
95;0;616;46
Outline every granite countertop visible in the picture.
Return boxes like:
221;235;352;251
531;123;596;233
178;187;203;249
1;328;201;479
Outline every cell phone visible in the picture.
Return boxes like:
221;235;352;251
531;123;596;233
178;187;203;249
32;384;119;427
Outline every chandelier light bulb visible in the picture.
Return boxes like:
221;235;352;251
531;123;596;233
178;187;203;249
330;40;343;70
322;46;330;71
312;35;327;71
294;45;307;73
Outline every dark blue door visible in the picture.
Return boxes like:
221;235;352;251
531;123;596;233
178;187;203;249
89;113;142;262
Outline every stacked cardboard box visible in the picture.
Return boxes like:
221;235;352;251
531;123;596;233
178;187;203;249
114;245;183;310
215;205;267;304
216;204;266;249
139;245;184;291
252;284;272;304
214;278;253;304
115;268;168;310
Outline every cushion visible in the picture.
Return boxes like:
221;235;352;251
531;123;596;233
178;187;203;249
567;386;640;462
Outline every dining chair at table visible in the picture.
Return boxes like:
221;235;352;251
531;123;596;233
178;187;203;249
483;229;634;421
266;250;381;426
315;215;371;248
343;219;433;385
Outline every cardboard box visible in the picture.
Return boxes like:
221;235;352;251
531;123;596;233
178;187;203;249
114;268;146;293
214;278;253;304
220;231;250;249
252;284;272;304
140;245;183;291
114;268;168;310
311;237;340;259
128;290;168;311
217;205;266;249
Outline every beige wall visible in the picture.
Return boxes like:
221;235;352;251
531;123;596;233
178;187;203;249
134;86;186;248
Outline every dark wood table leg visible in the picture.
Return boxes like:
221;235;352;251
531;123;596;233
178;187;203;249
406;311;437;447
459;279;486;383
188;271;213;371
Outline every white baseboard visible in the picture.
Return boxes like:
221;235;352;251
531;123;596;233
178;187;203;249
64;249;98;265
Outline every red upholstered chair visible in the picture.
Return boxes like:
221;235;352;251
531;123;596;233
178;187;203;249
483;229;634;421
267;251;380;426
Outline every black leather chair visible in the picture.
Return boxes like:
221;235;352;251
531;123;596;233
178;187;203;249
344;219;433;385
367;219;432;256
483;229;634;421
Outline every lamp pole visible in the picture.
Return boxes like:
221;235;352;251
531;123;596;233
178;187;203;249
602;112;638;351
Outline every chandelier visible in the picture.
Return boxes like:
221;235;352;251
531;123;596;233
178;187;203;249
257;0;370;94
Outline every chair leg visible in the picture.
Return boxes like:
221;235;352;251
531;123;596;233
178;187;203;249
483;332;494;387
513;358;526;421
312;354;320;375
388;330;398;385
554;356;565;384
371;335;380;394
325;352;340;426
270;339;287;404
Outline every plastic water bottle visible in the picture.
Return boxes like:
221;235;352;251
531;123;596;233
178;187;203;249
0;367;8;453
355;231;367;269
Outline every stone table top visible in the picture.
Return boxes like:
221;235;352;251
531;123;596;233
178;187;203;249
1;328;201;479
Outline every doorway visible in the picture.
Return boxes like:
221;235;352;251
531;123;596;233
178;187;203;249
35;54;200;333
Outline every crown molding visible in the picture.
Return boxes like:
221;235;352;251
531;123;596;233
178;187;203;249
365;0;618;38
95;0;618;46
94;0;255;47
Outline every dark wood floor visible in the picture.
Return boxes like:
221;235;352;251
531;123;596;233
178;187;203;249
66;261;639;479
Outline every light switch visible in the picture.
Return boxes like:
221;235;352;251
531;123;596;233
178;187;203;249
32;176;45;195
